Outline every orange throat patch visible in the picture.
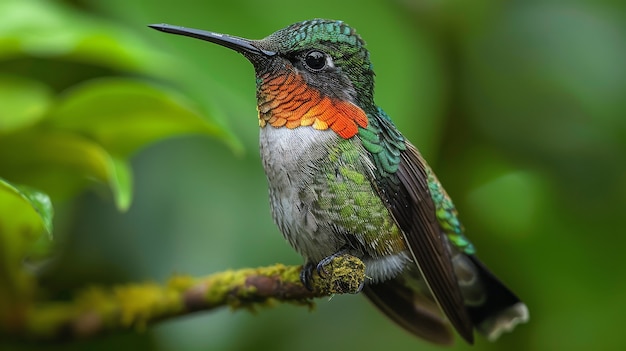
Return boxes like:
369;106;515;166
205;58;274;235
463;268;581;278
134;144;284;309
257;71;368;139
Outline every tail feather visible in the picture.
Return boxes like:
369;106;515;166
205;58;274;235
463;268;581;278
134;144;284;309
363;277;454;345
466;255;529;340
363;257;528;344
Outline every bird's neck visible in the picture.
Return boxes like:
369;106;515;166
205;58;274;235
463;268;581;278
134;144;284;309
255;70;369;139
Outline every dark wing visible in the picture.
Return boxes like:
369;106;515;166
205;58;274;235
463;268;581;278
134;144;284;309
363;276;454;345
359;109;474;342
390;141;474;343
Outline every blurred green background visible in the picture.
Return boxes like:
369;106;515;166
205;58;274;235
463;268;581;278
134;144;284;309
3;0;626;350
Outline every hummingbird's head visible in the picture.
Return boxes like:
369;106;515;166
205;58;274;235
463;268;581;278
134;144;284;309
150;20;374;138
255;20;374;106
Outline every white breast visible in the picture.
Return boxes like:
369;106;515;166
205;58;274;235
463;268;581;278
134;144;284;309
259;126;345;261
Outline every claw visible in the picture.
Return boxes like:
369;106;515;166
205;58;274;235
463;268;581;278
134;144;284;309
356;280;364;293
315;250;349;279
315;256;333;278
300;262;315;291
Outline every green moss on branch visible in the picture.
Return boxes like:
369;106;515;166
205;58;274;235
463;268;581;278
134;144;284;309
6;254;365;341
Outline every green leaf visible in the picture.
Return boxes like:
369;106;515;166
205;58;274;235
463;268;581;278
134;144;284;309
47;78;231;157
0;74;52;133
109;157;133;212
0;131;133;210
0;0;169;75
13;185;54;238
0;178;53;239
0;178;52;307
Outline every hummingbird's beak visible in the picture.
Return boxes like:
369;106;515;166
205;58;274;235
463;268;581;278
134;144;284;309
148;23;276;57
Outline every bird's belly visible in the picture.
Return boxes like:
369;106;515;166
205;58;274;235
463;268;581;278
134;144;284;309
259;127;345;261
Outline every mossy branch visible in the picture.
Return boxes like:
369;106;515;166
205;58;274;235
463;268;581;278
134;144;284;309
5;254;365;342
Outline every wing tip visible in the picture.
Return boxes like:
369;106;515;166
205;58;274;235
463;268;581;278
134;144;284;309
458;326;475;345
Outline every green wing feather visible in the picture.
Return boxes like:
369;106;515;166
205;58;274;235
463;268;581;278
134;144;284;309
425;167;476;255
358;108;476;343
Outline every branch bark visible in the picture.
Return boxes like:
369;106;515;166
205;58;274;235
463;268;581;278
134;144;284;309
7;254;365;341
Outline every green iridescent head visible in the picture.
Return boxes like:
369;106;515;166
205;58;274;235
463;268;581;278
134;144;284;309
258;19;375;103
258;19;369;65
149;19;377;108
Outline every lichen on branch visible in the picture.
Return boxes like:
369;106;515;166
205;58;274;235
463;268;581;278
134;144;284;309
6;254;365;341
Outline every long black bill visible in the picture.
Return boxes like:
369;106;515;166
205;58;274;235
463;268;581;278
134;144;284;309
148;23;276;57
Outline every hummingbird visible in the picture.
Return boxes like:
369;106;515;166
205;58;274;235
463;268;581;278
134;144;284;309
149;19;529;345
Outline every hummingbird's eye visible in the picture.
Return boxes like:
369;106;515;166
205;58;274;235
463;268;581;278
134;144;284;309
303;50;327;71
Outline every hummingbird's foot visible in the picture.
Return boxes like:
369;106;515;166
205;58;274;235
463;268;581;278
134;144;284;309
300;250;350;291
300;262;315;291
316;250;349;278
300;254;366;294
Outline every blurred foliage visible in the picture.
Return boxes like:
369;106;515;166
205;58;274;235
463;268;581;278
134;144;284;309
0;0;231;342
1;0;625;350
0;179;51;315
